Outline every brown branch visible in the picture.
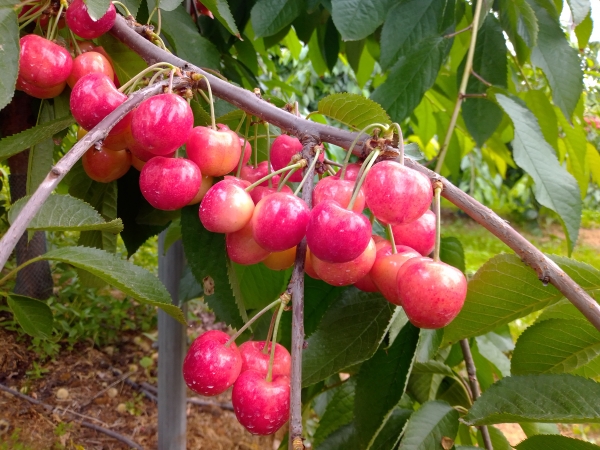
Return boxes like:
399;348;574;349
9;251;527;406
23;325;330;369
459;340;493;450
0;383;144;450
444;24;473;39
471;69;492;87
108;14;600;333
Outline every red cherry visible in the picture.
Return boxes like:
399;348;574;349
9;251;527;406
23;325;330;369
313;176;365;213
391;210;436;256
131;94;194;156
306;200;371;264
195;1;214;18
70;73;127;131
364;161;432;225
238;341;291;377
240;137;252;166
251;192;310;252
270;135;303;182
304;248;320;279
354;237;392;292
186;125;242;176
249;185;292;205
262;247;296;270
188;175;214;205
67;51;114;88
232;371;290;435
397;257;468;329
199;179;254;233
226;221;270;265
183;330;242;396
66;0;117;39
370;246;421;304
139;157;202;211
333;163;362;182
18;35;72;89
240;161;281;188
82;147;131;183
16;77;65;99
312;238;376;286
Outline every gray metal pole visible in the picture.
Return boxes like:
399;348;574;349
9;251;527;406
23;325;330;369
158;233;187;450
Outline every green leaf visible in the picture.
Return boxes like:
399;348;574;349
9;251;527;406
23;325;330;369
412;361;455;377
566;0;591;25
408;371;445;404
96;34;147;84
380;0;449;71
499;0;538;48
7;294;53;339
316;423;360;450
517;435;600;449
0;8;20;112
317;93;390;131
317;17;339;72
251;0;304;38
464;374;600;425
588;143;600;186
314;379;356;447
495;93;581;253
475;335;511;377
0;115;74;162
355;323;420;448
575;13;593;49
371;408;413;450
524;89;559;152
477;425;512;450
529;2;583;120
114;0;142;17
27;101;56;195
331;0;395;41
519;422;560;437
147;0;181;12
398;401;459;450
439;237;465;273
84;0;112;20
200;0;239;37
511;318;600;375
232;262;289;310
180;205;243;328
39;246;185;323
557;108;589;199
158;6;220;70
372;36;451;123
8;194;123;234
302;288;395;387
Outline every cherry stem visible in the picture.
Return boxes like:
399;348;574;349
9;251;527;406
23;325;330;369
18;0;49;27
147;68;170;90
277;165;300;192
48;1;65;41
235;114;249;178
156;8;162;36
387;224;397;254
118;63;175;93
294;146;322;196
261;304;279;354
112;1;132;17
225;297;282;347
167;69;175;94
193;74;216;130
433;183;443;262
340;123;388;180
390;123;405;165
234;112;246;134
266;293;290;383
348;149;380;210
69;30;82;56
266;123;272;188
244;162;304;192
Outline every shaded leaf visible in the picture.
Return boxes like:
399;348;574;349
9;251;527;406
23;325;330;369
316;422;360;450
475;335;511;377
371;408;412;450
477;425;512;450
26;101;55;195
331;0;394;41
85;0;112;20
232;263;290;310
439;237;465;273
524;89;559;152
97;34;148;83
398;401;459;450
499;0;538;48
0;9;18;111
566;0;591;25
317;93;390;131
201;0;239;37
251;0;304;38
7;294;53;339
314;379;356;447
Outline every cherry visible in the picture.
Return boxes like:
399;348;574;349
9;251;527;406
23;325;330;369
363;160;433;225
249;185;292;205
240;138;252;166
232;370;290;435
67;51;114;88
188;175;214;205
306;200;371;263
16;78;65;99
70;73;127;131
131;93;194;156
392;210;436;256
199;179;254;233
195;1;214;18
139;157;202;211
354;237;392;292
131;154;145;171
396;257;467;329
370;246;421;304
304;248;320;279
262;247;296;270
226;221;270;265
333;162;362;181
238;341;291;377
186;125;242;176
313;176;365;212
312;238;376;286
240;161;281;188
82;147;131;183
66;0;117;39
251;192;310;252
126;125;174;162
183;330;242;396
18;35;72;90
270;135;303;182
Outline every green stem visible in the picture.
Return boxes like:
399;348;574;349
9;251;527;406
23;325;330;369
261;304;279;354
225;298;282;347
111;1;132;16
156;8;162;36
48;2;65;41
244;162;303;192
118;63;175;93
193;74;216;129
234;112;246;133
236;118;251;178
147;6;157;25
347;150;380;210
0;256;43;287
433;185;442;262
69;30;82;56
147;68;170;89
387;224;397;254
340;123;387;180
266;298;287;383
277;166;300;192
294;147;322;195
390;122;405;165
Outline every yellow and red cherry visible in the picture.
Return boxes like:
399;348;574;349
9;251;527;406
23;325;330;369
82;146;131;183
312;238;376;286
262;247;296;270
392;210;436;256
370;246;421;304
241;161;281;188
226;221;270;265
186;124;242;177
354;236;392;292
67;51;114;88
199;179;254;233
270;135;303;182
188;175;214;205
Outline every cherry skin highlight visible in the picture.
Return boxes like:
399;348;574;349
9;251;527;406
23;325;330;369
18;35;72;89
186;124;242;176
182;330;242;396
139;157;202;211
199;179;254;233
70;73;127;131
397;257;468;329
391;210;436;256
66;0;117;39
364;160;433;225
238;341;291;377
232;371;290;435
306;200;371;263
251;192;310;252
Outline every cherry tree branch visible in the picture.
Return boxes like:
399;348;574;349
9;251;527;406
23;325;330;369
109;15;600;333
0;78;190;272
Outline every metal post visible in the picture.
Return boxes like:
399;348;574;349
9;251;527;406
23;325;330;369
158;233;187;450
